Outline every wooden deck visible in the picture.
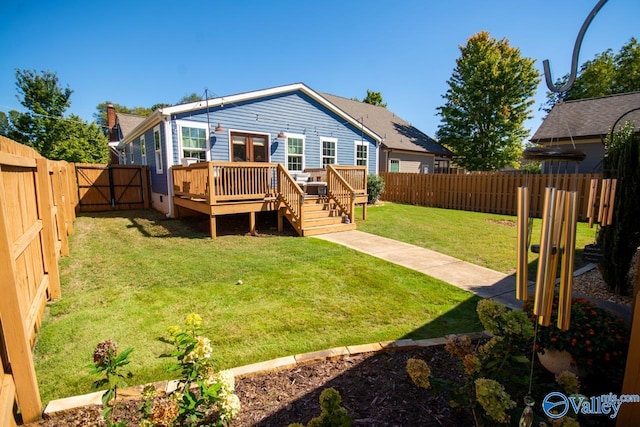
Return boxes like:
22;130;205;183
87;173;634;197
172;162;367;238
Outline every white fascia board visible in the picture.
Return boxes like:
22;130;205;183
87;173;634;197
122;110;166;144
160;83;383;144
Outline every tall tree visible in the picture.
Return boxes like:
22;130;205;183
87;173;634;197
178;92;204;104
361;90;387;108
544;38;640;111
437;31;540;171
4;69;109;163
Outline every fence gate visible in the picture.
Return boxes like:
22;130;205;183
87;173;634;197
75;164;150;212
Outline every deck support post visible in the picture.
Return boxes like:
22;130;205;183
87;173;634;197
249;212;256;236
362;203;367;220
277;208;284;232
209;214;216;239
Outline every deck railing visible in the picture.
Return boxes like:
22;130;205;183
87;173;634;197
277;164;304;232
172;162;278;204
327;164;356;223
330;165;367;195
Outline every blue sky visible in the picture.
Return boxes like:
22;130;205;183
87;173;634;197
0;0;637;140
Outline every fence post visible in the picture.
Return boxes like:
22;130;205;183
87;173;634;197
0;167;43;423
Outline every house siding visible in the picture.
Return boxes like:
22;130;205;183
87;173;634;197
130;126;168;195
541;140;605;174
381;149;435;173
170;91;378;173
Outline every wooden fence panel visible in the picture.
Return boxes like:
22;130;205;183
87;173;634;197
379;172;601;221
0;136;76;424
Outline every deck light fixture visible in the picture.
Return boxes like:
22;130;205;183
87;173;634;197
277;130;286;139
214;123;224;133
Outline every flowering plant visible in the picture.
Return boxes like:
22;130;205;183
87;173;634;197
89;339;133;426
523;296;629;371
161;313;240;426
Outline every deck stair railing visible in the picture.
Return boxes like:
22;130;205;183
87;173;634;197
330;165;367;196
276;164;305;234
326;164;356;223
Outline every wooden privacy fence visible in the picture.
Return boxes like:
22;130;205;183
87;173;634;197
380;172;601;221
0;136;76;424
76;164;150;212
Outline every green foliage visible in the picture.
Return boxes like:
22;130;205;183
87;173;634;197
4;69;108;162
597;123;640;294
179;92;204;104
361;90;387;108
366;173;385;204
289;388;351;427
51;114;109;163
89;339;133;425
408;299;534;425
161;313;240;426
437;31;540;171
544;37;640;111
522;296;629;373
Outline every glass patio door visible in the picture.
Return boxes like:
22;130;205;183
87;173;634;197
231;132;268;162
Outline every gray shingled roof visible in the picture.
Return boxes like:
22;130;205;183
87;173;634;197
117;113;146;138
531;92;640;142
320;93;453;157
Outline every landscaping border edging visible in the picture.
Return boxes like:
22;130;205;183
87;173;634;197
43;332;487;417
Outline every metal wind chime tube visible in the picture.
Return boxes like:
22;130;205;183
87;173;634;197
533;187;556;325
516;186;530;300
558;191;578;331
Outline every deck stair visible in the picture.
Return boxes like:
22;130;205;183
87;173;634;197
299;196;356;236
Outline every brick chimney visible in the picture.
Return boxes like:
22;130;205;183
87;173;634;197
107;103;117;141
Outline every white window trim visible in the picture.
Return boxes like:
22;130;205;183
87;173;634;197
153;125;163;174
285;133;305;172
140;134;147;165
176;120;210;162
354;140;368;169
320;137;337;166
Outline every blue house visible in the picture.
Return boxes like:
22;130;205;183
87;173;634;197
121;83;381;237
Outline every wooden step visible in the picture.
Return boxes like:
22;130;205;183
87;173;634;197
303;216;344;227
302;222;357;236
304;208;341;219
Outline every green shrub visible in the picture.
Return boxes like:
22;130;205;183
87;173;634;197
597;122;640;294
367;174;385;204
288;388;351;427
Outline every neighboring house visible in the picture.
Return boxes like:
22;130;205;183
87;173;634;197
121;83;381;217
321;93;453;173
531;92;640;173
106;104;146;164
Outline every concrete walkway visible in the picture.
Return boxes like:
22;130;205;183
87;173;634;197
314;230;532;309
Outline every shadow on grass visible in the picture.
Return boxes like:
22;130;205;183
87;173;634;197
242;296;481;426
76;209;298;239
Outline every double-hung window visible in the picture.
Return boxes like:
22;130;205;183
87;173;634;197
286;134;305;172
321;137;337;166
153;126;163;174
180;123;208;161
140;134;146;165
355;140;368;167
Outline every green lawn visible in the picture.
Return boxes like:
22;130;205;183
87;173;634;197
356;202;596;276
34;210;481;403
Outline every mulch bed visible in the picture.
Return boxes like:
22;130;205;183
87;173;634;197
30;346;472;426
